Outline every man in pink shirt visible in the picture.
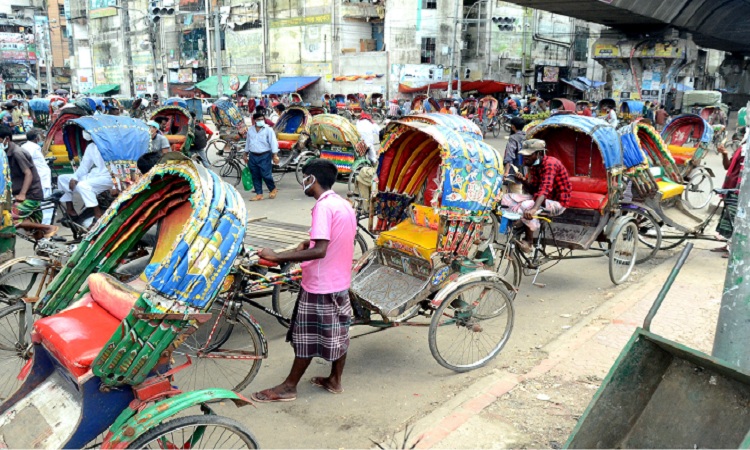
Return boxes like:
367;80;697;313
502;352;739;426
252;159;357;402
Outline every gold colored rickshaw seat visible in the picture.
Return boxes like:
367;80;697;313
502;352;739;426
656;180;685;200
376;205;439;261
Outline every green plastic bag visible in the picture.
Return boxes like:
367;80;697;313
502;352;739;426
241;167;254;191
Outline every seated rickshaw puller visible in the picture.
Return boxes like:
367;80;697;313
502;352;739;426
0;125;58;238
500;139;572;253
57;129;114;219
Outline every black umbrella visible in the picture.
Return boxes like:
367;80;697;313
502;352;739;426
55;89;69;96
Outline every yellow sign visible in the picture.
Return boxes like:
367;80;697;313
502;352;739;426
270;14;331;28
89;6;116;18
593;44;619;58
638;43;679;58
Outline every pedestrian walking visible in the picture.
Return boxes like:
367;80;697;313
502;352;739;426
245;112;279;201
251;159;357;402
714;138;746;257
654;105;669;131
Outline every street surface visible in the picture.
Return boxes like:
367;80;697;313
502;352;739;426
15;125;729;448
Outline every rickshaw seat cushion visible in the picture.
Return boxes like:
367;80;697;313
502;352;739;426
166;135;185;145
376;221;437;261
568;191;608;210
277;132;299;142
411;205;439;230
657;180;685;200
569;176;607;194
278;140;295;149
671;153;691;166
33;302;121;378
87;273;140;321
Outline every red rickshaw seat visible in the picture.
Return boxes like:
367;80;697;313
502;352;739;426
567;176;608;211
33;274;140;378
671;153;690;166
568;192;608;210
278;140;294;150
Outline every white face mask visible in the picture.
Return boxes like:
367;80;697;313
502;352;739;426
82;130;91;141
532;157;541;166
255;120;265;127
302;175;315;193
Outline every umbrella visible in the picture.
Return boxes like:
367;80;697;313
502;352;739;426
55;89;69;96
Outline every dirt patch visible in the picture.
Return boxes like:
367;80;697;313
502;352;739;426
484;373;601;449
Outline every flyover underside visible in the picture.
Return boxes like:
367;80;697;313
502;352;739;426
504;0;750;55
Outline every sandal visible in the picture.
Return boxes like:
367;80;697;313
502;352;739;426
310;377;344;394
250;194;264;202
269;189;278;199
250;389;297;403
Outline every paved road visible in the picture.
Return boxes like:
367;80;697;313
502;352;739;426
16;122;728;448
195;130;728;448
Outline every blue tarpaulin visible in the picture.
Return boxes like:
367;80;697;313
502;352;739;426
64;115;151;162
262;76;320;95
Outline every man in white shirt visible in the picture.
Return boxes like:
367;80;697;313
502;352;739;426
603;105;618;127
450;101;459;115
57;130;114;219
21;130;53;224
356;113;380;164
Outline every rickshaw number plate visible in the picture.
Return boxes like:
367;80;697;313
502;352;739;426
351;263;429;318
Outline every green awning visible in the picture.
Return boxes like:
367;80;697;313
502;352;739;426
83;84;120;95
194;76;249;97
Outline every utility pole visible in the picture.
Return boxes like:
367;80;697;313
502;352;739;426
712;100;750;371
447;0;459;99
214;10;222;97
205;0;212;77
521;7;527;96
120;0;135;96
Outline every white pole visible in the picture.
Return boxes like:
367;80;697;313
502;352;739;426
206;0;212;77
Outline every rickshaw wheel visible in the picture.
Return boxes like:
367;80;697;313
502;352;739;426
683;167;714;210
127;415;259;449
626;210;662;264
608;221;638;285
491;122;500;138
428;280;514;372
206;139;229;167
295;154;316;186
0;265;49;305
489;243;521;289
171;302;264;392
0;303;40;400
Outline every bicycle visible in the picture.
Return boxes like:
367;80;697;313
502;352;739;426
215;144;285;187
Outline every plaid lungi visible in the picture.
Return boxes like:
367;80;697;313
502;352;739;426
716;192;738;240
286;288;352;361
12;200;43;224
500;193;565;231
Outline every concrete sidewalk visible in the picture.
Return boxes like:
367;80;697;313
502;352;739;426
399;246;726;449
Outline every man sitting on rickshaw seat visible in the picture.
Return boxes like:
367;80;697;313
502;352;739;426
500;139;572;253
57;130;114;220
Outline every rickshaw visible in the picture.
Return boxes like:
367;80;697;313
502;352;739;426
661;113;715;208
348;119;515;371
550;98;576;114
411;95;439;114
479;96;501;136
619;120;724;255
597;98;617;115
41;104;90;173
28;98;51;130
288;92;303;104
185;98;204;122
334;93;346;109
620;100;645;123
60;115;151;234
164;97;189;109
339;93;364;122
150;105;194;153
207;99;248;165
699;104;728;147
0;159;259;448
460;97;480;117
496;115;639;287
273;105;313;172
295;113;373;191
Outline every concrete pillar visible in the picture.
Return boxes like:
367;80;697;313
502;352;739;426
592;30;696;105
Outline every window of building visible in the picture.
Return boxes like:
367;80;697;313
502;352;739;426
421;37;436;63
573;27;589;62
58;4;66;17
422;0;436;9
